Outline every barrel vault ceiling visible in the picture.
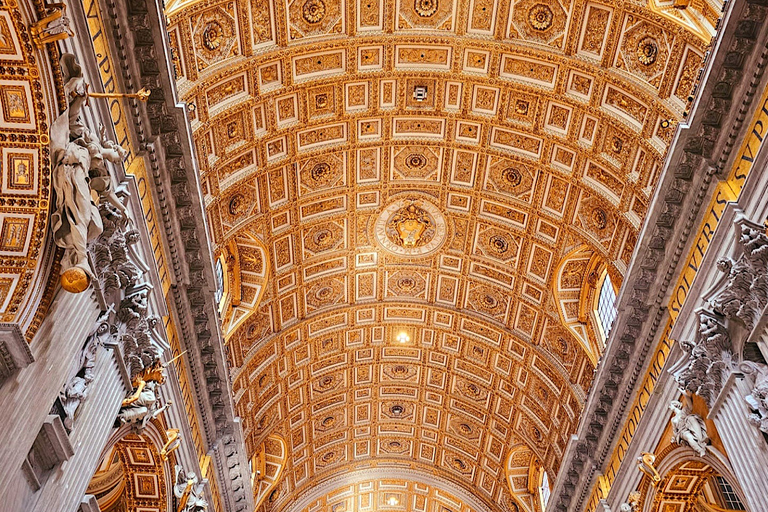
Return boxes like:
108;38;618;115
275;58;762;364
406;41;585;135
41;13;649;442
164;0;712;509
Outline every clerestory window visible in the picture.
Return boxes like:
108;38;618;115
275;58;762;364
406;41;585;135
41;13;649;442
596;273;617;341
540;471;551;509
215;258;224;305
715;476;746;510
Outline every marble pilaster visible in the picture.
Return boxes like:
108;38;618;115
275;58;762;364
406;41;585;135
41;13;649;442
0;289;100;509
708;373;768;511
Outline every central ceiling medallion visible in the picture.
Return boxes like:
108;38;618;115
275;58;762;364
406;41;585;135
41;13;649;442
302;0;326;23
374;197;447;257
637;37;659;65
501;167;523;187
528;4;553;31
414;0;438;17
202;21;223;50
592;207;609;229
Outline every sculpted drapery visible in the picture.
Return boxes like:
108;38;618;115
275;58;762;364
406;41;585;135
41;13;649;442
50;54;127;292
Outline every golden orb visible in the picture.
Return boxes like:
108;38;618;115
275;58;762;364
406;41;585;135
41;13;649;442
61;267;90;293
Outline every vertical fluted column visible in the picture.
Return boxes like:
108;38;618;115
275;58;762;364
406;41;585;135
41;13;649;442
709;374;768;510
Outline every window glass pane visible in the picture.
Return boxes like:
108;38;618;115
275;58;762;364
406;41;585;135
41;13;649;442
597;274;617;339
716;476;745;510
540;471;551;508
215;259;224;304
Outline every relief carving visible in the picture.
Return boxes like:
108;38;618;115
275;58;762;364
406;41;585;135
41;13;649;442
58;310;112;431
618;491;640;512
116;289;163;380
90;200;142;297
117;358;172;433
674;312;734;407
29;2;74;47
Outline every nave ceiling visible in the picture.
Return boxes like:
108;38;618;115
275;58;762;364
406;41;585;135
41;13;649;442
163;0;713;509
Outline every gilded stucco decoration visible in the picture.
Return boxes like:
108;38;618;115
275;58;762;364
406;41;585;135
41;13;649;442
634;446;748;512
165;0;710;508
504;442;542;512
252;434;288;510
86;433;169;512
0;1;59;331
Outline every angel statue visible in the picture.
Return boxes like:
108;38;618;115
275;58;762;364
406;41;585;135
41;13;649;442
669;397;709;457
174;465;208;512
50;54;127;293
117;358;172;432
739;360;768;433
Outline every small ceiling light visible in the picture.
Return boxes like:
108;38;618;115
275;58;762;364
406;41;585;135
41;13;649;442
388;496;399;506
396;332;410;343
660;119;673;129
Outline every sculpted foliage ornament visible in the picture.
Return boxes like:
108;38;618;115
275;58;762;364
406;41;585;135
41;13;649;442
528;4;553;30
711;223;768;330
202;21;223;50
636;37;659;65
669;397;709;457
303;0;326;23
161;0;714;503
674;312;734;406
414;0;438;17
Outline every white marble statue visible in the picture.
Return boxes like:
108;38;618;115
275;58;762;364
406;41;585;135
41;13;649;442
50;54;127;291
618;491;640;512
739;361;768;433
59;310;113;430
669;399;709;457
174;465;208;511
59;335;97;430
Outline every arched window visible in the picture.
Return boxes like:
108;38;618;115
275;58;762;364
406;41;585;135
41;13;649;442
714;476;746;510
214;258;224;305
596;273;617;340
540;471;551;509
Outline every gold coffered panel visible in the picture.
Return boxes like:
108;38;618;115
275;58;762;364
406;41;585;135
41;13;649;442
166;0;711;509
0;3;57;329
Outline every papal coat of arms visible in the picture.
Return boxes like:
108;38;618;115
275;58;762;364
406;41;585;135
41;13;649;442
385;203;435;249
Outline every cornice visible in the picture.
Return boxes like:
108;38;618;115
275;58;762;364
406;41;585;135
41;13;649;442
96;0;254;509
548;0;768;510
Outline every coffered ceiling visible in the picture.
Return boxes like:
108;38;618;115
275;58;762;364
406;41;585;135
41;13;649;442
0;5;58;333
164;0;712;509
